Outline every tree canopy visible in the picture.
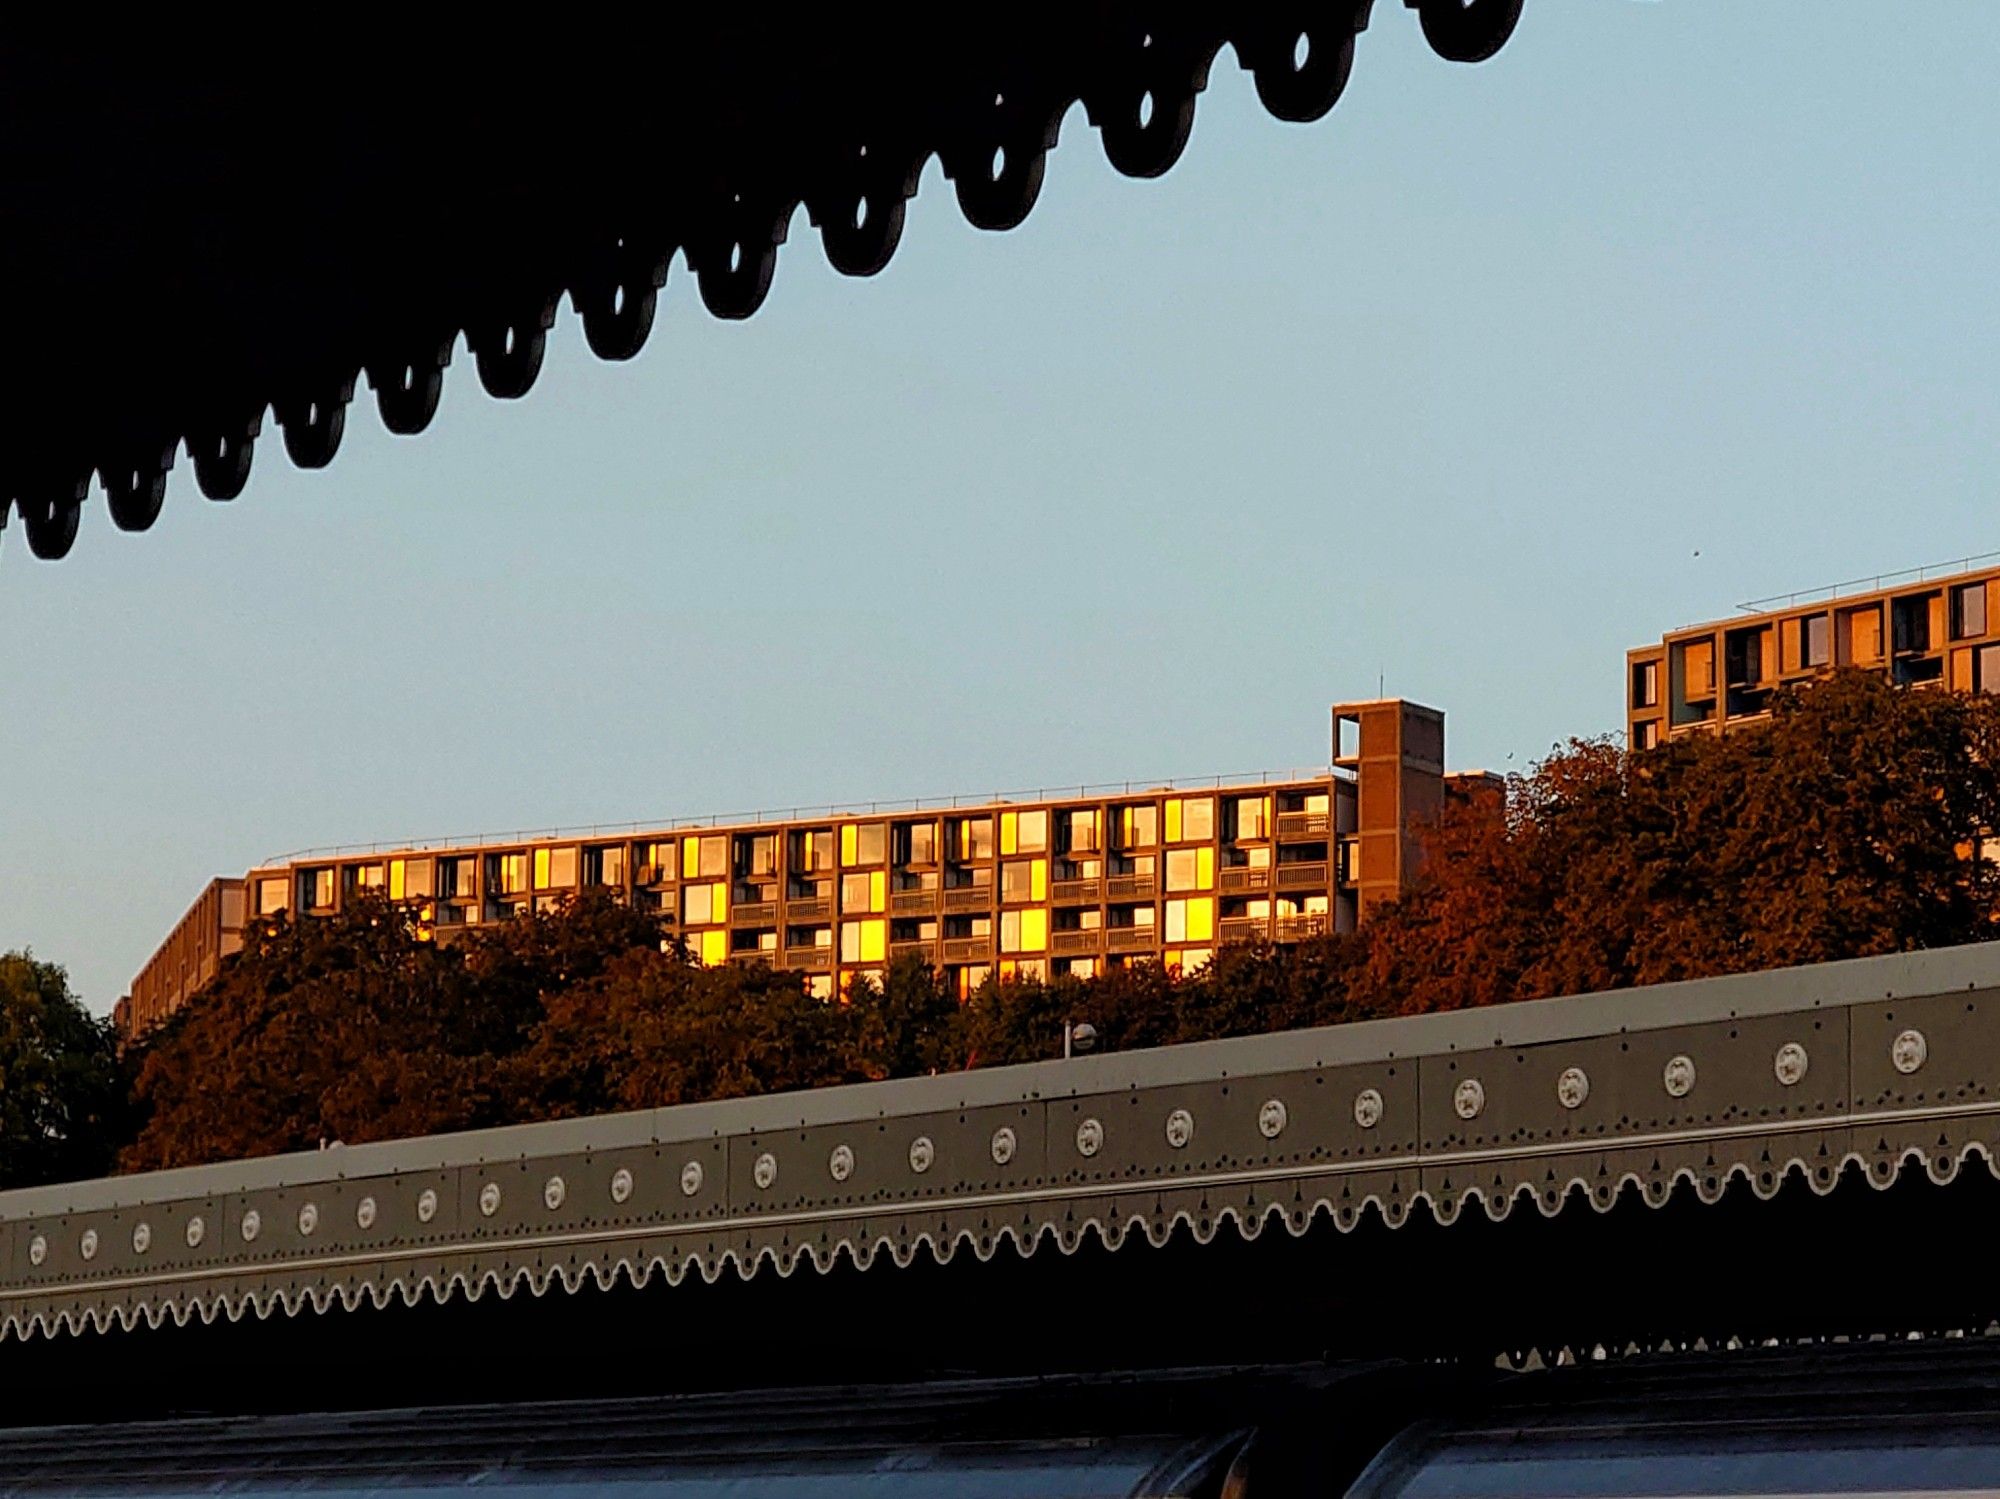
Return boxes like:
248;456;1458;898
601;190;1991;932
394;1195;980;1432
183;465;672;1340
20;669;2000;1182
0;953;129;1189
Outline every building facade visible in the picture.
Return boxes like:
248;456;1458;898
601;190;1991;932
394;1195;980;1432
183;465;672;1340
120;698;1488;1038
1626;559;2000;748
119;879;246;1037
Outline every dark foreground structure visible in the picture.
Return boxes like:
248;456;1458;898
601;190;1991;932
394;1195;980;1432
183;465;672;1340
0;4;1524;561
9;942;2000;1493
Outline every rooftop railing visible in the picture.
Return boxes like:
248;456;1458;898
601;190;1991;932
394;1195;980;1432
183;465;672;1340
1726;550;2000;620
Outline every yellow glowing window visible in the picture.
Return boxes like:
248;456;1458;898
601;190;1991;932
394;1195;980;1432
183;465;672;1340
682;838;701;879
497;854;527;895
839;918;887;964
699;930;727;966
1165;897;1213;944
1000;811;1018;857
534;849;551;888
1015;810;1048;853
388;859;406;901
682;883;726;925
999;959;1017;982
1198;848;1214;889
872;870;887;911
1165;799;1182;844
1001;908;1048;954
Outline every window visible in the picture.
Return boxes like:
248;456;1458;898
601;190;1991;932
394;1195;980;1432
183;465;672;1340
1165;896;1215;944
1634;720;1661;752
682;836;726;880
1680;639;1715;697
1165;947;1213;977
950;817;994;862
841;870;886;913
535;846;578;889
1954;582;1989;641
807;974;835;1001
1631;659;1659;709
733;834;778;879
299;867;335;909
1802;615;1830;668
838;822;887;867
894;821;938;865
1000;908;1048;954
1116;804;1158;849
636;842;673;882
584;845;626;886
257;878;289;915
1979;644;2000;694
1062;809;1099;854
488;853;528;896
344;864;385;895
682;883;726;925
1229;797;1269;842
1001;859;1047;902
390;858;434;901
791;828;833;874
695;929;726;967
1165;797;1214;842
840;919;886;964
1165;847;1213;892
1000;809;1048;855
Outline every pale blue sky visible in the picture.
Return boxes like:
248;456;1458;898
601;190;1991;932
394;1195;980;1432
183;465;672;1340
4;5;1996;1013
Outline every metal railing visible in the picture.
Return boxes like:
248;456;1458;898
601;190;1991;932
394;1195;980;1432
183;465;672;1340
1726;551;2000;621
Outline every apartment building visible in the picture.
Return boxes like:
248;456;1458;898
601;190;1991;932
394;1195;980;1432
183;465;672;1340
1626;558;2000;748
120;879;246;1037
119;698;1490;1038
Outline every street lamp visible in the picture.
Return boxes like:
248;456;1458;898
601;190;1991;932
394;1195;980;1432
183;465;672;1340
1063;1021;1097;1060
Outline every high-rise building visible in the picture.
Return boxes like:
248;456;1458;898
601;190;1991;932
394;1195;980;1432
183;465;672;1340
1626;557;2000;748
118;698;1492;1038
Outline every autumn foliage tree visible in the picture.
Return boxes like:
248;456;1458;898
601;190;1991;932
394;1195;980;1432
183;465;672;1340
0;953;129;1189
96;669;2000;1175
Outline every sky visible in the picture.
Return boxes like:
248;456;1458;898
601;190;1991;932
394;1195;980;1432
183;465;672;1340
3;4;1997;1014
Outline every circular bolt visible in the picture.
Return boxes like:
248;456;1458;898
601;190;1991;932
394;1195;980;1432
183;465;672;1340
991;1126;1018;1166
1075;1118;1105;1158
1892;1028;1928;1076
185;1217;206;1249
79;1229;99;1262
680;1160;704;1197
1775;1042;1810;1087
240;1210;261;1244
909;1136;936;1174
1354;1088;1385;1130
297;1202;319;1237
416;1188;439;1224
610;1167;634;1204
829;1144;855;1183
1663;1054;1697;1099
355;1197;378;1231
478;1182;502;1217
1453;1078;1486;1121
753;1153;779;1191
1557;1067;1590;1110
28;1236;47;1268
1165;1108;1195;1150
1259;1099;1289;1140
131;1222;152;1255
543;1175;567;1211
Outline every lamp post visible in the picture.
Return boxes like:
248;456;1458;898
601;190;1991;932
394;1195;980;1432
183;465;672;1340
1063;1021;1097;1060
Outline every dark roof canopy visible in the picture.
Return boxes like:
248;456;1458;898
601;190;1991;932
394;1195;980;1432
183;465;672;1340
0;3;1523;560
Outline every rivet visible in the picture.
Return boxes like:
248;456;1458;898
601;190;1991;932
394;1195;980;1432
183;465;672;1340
1774;1042;1809;1087
543;1175;567;1211
185;1216;206;1249
1354;1088;1384;1130
240;1210;261;1243
1258;1099;1288;1139
680;1160;704;1197
297;1202;319;1237
991;1127;1018;1166
753;1153;778;1190
1557;1066;1590;1110
1893;1028;1928;1076
79;1229;99;1262
131;1222;152;1255
909;1136;935;1174
28;1235;47;1268
610;1167;634;1204
355;1196;378;1230
1076;1118;1105;1158
1663;1055;1696;1099
1165;1108;1195;1150
478;1182;502;1217
1454;1078;1485;1121
829;1144;855;1183
416;1188;439;1224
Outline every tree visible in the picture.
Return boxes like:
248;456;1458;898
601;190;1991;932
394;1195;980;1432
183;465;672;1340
0;952;130;1188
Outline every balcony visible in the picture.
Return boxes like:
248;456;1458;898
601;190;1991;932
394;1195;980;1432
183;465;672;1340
1217;917;1267;945
1275;915;1329;943
783;948;832;973
943;887;994;914
1105;928;1156;954
1050;878;1102;906
731;901;778;926
1106;873;1155;901
889;940;936;961
1050;929;1101;956
889;891;937;917
941;937;993;963
1275;862;1330;892
1218;867;1270;893
1276;811;1330;839
786;897;832;921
